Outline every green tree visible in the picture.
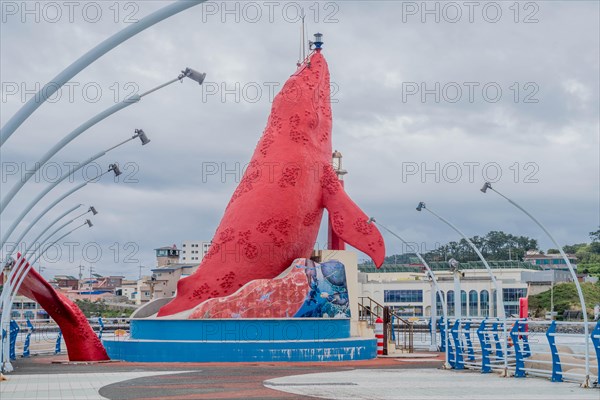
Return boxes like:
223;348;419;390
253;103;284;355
590;227;600;243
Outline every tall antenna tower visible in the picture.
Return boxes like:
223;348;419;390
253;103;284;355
297;8;307;66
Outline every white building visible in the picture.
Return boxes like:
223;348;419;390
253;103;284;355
181;241;211;263
358;260;572;319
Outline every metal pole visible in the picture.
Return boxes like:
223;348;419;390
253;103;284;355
0;169;112;371
371;219;451;369
2;169;110;309
430;279;438;351
0;151;105;248
483;183;591;387
0;191;86;329
0;100;136;215
0;0;207;146
418;203;509;376
5;182;88;262
13;204;84;259
454;270;462;318
1;75;174;216
1;221;91;371
1;135;136;249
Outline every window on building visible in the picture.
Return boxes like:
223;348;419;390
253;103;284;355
503;288;527;317
23;311;34;319
436;291;444;316
383;290;423;303
447;291;455;316
503;288;527;302
491;289;497;317
480;290;489;317
11;311;20;318
461;290;467;317
469;290;478;316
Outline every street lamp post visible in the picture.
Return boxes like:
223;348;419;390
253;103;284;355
1;67;205;215
0;130;148;250
0;0;208;146
22;206;87;260
5;205;83;261
0;163;117;371
449;258;462;318
2;164;118;309
1;220;93;372
481;182;591;387
368;218;451;369
417;201;510;376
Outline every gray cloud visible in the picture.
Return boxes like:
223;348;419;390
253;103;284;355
1;1;598;278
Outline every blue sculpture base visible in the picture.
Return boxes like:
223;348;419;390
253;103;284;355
103;318;375;362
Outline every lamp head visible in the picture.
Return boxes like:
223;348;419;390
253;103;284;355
182;68;206;85
109;163;122;177
89;206;98;215
448;258;460;272
416;202;425;212
85;219;93;228
481;182;492;193
134;129;150;145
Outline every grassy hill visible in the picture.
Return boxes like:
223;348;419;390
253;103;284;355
528;282;600;319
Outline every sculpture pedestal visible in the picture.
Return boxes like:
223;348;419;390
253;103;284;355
103;318;375;362
104;258;376;362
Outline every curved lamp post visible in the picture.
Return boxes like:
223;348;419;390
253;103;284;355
18;205;85;259
1;163;117;371
27;212;96;265
2;164;117;307
0;130;148;249
481;182;591;386
417;201;510;376
0;0;207;146
0;63;202;213
368;218;451;369
1;219;93;372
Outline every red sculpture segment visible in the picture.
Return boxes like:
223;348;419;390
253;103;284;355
158;51;385;317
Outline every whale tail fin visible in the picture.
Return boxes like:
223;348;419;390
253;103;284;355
321;166;385;267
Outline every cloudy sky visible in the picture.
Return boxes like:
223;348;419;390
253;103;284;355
1;1;598;280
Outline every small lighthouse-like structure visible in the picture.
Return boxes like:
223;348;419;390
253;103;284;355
328;150;347;250
313;33;324;50
309;32;324;53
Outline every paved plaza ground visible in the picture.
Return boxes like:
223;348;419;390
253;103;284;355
0;353;597;399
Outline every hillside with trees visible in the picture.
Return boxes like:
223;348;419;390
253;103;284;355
528;282;600;319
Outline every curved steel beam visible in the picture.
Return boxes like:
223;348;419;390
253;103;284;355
0;0;206;146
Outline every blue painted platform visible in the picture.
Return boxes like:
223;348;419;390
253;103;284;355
103;318;376;362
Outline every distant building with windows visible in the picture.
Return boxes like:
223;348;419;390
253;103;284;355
523;252;577;268
181;241;211;263
6;295;48;320
358;260;572;318
150;245;200;300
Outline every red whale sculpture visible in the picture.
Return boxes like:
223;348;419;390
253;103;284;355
158;50;385;317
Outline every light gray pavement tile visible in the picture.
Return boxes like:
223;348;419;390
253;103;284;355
264;368;599;400
0;371;192;400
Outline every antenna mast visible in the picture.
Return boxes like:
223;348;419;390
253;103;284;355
298;8;307;66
